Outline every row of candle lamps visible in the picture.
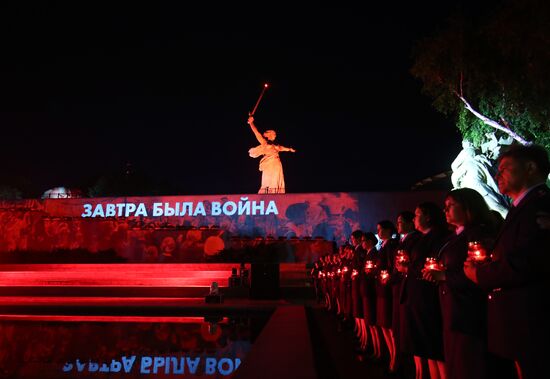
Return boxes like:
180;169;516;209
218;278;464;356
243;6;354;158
318;241;489;282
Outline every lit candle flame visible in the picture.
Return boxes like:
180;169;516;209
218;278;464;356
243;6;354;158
364;260;376;273
396;250;408;264
424;257;442;271
468;241;487;261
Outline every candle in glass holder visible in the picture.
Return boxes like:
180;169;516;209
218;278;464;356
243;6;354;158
318;270;324;279
342;266;349;275
396;249;409;265
424;257;442;271
468;241;488;262
364;260;376;274
337;268;342;275
380;269;389;281
351;269;358;279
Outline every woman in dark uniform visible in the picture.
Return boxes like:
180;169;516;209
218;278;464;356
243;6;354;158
375;220;400;371
325;254;336;311
345;245;356;321
423;188;497;379
320;255;330;308
350;230;366;343
336;245;346;317
331;253;341;315
360;232;380;355
311;259;322;303
399;202;451;379
339;244;354;321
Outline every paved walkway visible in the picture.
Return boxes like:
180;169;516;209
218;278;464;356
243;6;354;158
307;305;411;379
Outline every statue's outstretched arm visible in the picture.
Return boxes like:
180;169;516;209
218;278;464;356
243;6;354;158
247;116;266;145
278;145;296;153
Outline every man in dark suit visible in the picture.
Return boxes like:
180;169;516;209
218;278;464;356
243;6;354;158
464;144;550;379
393;212;422;336
391;211;422;372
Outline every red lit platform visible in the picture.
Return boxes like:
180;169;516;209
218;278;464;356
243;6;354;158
0;263;311;298
0;264;239;287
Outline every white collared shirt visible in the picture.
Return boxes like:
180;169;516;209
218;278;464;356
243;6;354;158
455;225;465;236
513;182;546;207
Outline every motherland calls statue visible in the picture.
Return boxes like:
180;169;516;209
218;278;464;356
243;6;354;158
247;115;296;194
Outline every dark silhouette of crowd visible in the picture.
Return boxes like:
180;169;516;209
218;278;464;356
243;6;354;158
311;145;550;379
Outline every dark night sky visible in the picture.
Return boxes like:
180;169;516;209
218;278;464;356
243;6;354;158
0;3;485;198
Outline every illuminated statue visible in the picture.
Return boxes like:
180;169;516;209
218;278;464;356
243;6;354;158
247;116;296;194
480;131;513;160
451;140;509;217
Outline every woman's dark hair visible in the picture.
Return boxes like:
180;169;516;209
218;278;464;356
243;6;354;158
362;232;378;246
377;220;397;236
446;188;494;229
417;202;447;230
341;243;353;251
351;229;364;241
398;210;415;223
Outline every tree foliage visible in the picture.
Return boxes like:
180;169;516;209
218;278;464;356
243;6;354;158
87;163;166;197
0;185;23;200
87;160;186;197
411;0;550;151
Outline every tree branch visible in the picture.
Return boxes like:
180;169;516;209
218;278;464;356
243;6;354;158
499;117;512;130
459;71;464;98
458;95;532;146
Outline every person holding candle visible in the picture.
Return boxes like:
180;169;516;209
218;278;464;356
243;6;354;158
360;232;380;356
317;256;326;306
350;230;367;345
375;220;400;372
331;253;341;315
334;246;345;318
463;144;550;379
423;188;500;379
400;202;451;379
326;254;337;311
320;255;330;308
311;259;323;303
333;246;344;317
393;211;423;373
339;244;354;323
